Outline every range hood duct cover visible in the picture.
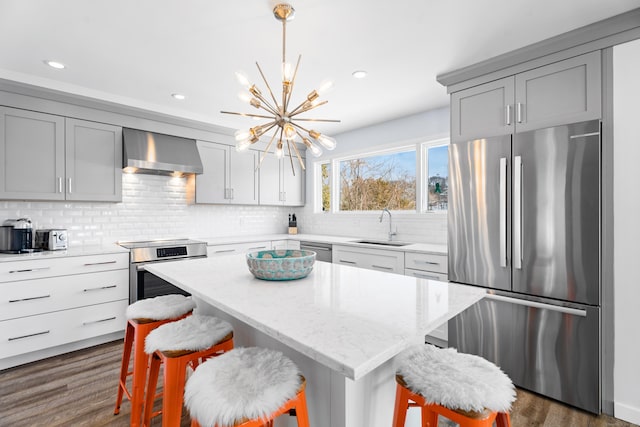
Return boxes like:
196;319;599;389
122;128;203;175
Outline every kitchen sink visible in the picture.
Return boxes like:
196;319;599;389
351;240;411;247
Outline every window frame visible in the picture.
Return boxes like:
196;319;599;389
314;137;449;215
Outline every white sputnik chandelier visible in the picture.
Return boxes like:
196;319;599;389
221;3;339;175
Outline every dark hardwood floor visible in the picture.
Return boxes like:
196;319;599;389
0;340;636;427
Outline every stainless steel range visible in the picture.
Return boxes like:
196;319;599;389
118;239;207;302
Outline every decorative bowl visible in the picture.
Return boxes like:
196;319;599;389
246;249;316;281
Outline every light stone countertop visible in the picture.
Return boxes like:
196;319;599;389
199;233;448;255
0;243;129;263
145;254;484;380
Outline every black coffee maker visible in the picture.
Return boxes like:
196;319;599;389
0;218;33;253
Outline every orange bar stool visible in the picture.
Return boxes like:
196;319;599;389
392;344;516;427
114;294;197;426
184;347;310;427
142;314;234;427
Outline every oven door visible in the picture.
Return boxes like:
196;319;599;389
130;262;191;302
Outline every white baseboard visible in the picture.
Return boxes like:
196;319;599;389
615;401;640;425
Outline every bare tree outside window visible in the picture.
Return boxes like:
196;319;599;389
426;145;448;211
339;151;416;211
321;163;330;212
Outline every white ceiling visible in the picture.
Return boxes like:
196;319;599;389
0;1;638;136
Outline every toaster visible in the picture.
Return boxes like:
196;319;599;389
35;229;68;250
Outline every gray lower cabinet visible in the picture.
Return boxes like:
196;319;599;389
195;141;259;205
259;153;305;206
0;107;122;202
451;51;601;141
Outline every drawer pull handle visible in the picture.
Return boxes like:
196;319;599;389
84;261;117;266
412;272;440;280
372;265;393;271
9;330;50;341
414;260;440;265
339;260;357;265
83;316;117;326
214;249;236;254
83;285;117;292
8;267;51;274
248;246;267;250
9;294;51;303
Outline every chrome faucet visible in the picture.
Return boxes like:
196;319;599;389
379;208;397;241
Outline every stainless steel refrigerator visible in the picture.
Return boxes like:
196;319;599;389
448;119;601;413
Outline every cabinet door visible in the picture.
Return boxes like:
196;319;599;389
282;154;305;206
515;51;601;132
450;77;515;142
0;107;65;200
65;119;122;202
195;141;228;204
258;154;282;205
229;149;258;205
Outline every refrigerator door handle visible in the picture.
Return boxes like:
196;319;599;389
485;293;587;317
513;155;523;269
499;157;507;267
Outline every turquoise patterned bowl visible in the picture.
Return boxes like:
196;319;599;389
246;249;316;281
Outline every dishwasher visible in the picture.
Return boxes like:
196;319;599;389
299;241;332;262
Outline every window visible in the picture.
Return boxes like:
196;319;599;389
423;144;448;212
339;149;416;211
314;138;448;214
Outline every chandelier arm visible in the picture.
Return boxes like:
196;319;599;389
249;88;281;117
220;111;273;120
292;117;342;123
284;54;302;113
290;100;329;116
289;134;306;171
255;62;280;110
285;140;296;176
255;121;278;138
256;129;279;171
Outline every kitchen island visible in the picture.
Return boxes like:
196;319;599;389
145;254;485;427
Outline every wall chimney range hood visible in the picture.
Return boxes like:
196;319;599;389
122;128;203;176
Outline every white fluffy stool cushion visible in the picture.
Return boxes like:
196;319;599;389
184;347;301;427
397;344;515;413
126;294;196;321
145;315;233;354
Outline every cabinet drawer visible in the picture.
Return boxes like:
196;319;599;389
0;299;127;359
404;268;448;282
333;245;404;274
0;252;128;283
207;241;271;257
405;252;448;274
0;269;128;321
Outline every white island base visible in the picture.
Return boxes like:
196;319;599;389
145;255;485;427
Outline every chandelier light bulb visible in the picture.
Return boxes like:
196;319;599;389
235;71;252;89
238;92;252;103
309;130;336;150
303;138;323;157
282;62;294;83
317;80;334;95
236;139;252;152
234;129;251;142
283;123;296;140
276;142;284;159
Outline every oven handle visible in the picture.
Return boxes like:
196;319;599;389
135;255;207;272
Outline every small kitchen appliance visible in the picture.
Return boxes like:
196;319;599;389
0;218;34;253
34;229;68;250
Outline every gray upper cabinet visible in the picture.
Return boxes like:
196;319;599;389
195;141;259;205
451;51;601;141
451;77;515;142
65;118;122;202
0;107;65;200
259;153;305;207
0;107;122;202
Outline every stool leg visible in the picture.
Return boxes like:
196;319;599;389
114;321;134;415
130;324;154;427
143;353;162;427
392;383;411;427
295;388;310;427
162;356;189;427
496;412;512;427
422;407;438;427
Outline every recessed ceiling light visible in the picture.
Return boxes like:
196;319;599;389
171;93;186;100
44;60;66;69
352;70;367;79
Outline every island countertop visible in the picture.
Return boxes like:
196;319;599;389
145;255;485;380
